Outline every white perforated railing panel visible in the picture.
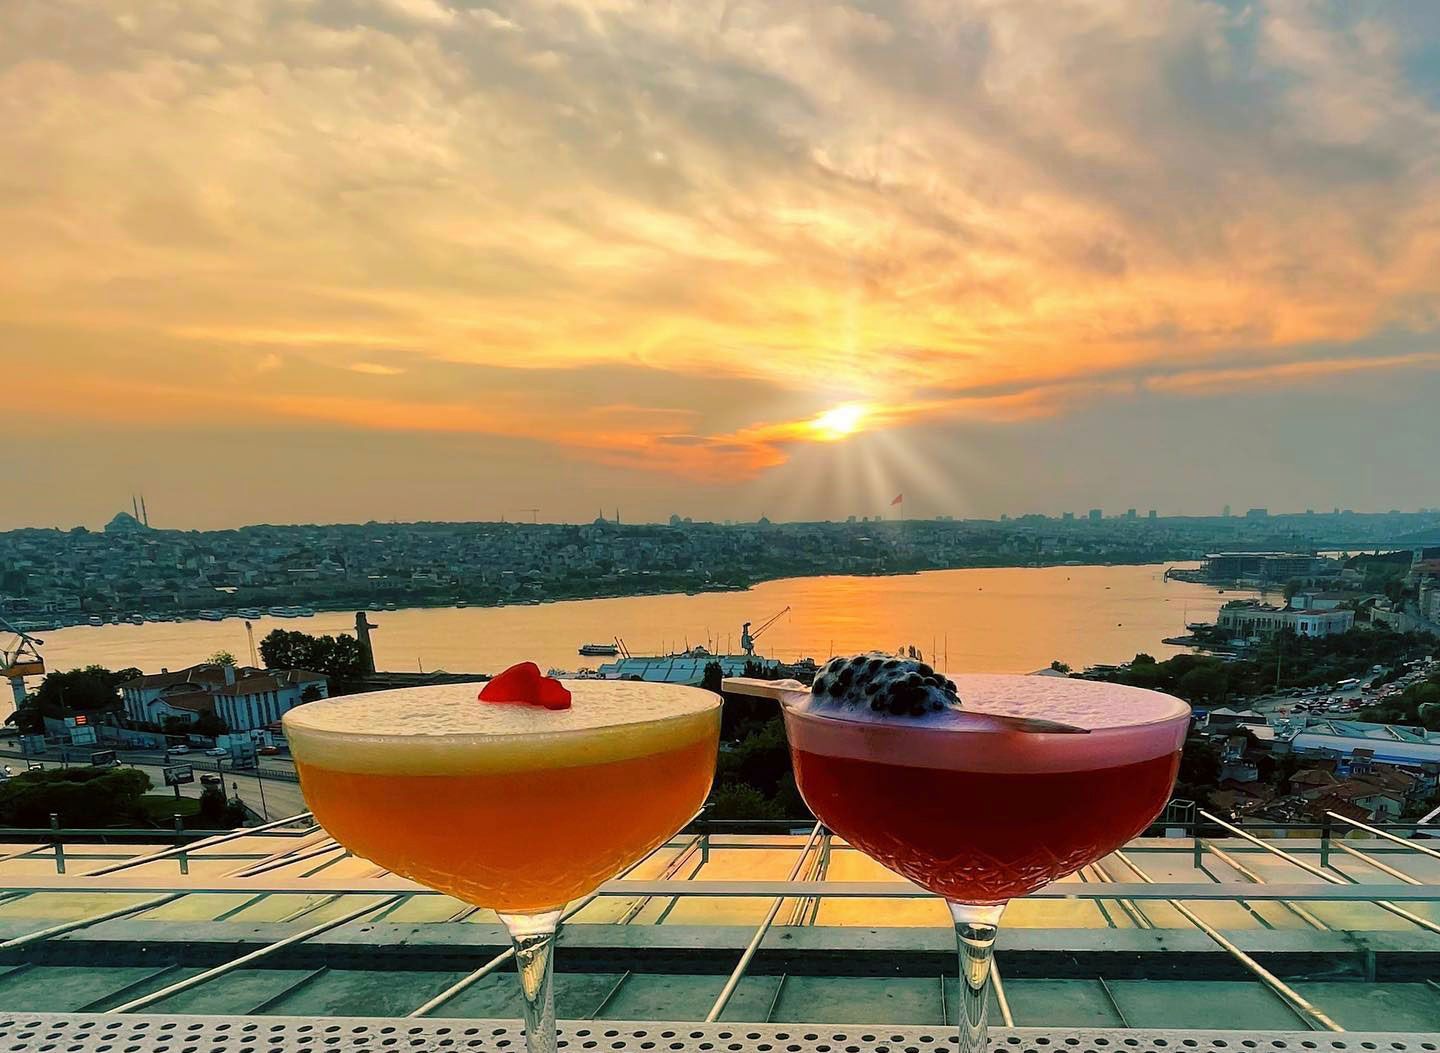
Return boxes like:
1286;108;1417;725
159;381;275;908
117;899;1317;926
1;1017;1437;1053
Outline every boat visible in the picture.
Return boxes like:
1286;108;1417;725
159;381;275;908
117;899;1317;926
86;615;104;627
237;607;262;619
384;601;397;611
127;614;144;625
579;642;620;657
455;600;468;608
198;610;226;621
296;606;316;617
268;606;298;618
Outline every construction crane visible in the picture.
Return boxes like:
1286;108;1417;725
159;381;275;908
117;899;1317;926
0;613;45;715
739;606;790;656
514;508;540;523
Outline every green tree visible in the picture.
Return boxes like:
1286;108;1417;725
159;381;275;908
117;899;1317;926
207;650;237;666
1175;663;1230;704
32;666;133;714
1173;734;1221;808
1049;660;1071;673
0;767;152;828
708;783;785;820
259;630;363;679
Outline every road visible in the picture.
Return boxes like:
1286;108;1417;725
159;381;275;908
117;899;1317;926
0;747;307;822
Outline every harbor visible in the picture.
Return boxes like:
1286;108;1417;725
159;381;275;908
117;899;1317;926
24;564;1233;689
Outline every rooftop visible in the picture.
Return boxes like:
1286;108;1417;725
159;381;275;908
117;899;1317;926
2;811;1440;1038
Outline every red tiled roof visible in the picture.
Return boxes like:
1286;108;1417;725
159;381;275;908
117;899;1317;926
152;690;215;715
120;664;232;691
1303;794;1371;822
215;669;325;696
121;663;325;695
1290;769;1340;788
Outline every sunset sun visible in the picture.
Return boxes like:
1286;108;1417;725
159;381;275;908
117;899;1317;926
812;404;868;441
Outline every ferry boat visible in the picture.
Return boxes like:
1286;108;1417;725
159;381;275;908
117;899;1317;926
295;606;316;617
127;614;144;625
268;606;299;618
578;642;620;657
87;615;104;627
198;610;226;621
237;608;262;619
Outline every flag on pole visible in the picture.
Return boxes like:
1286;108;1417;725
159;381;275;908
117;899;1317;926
891;493;904;506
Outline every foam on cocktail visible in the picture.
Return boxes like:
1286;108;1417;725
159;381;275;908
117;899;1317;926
786;674;1190;773
285;680;719;775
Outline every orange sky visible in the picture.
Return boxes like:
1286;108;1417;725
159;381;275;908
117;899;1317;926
6;1;1440;526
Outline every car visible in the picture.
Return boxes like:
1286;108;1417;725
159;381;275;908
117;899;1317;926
165;745;190;755
257;745;280;756
203;747;228;757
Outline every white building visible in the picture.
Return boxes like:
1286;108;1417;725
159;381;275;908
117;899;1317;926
1287;719;1440;770
120;662;328;732
1216;603;1354;638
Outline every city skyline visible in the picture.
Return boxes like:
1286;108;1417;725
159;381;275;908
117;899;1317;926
10;498;1440;534
8;2;1440;528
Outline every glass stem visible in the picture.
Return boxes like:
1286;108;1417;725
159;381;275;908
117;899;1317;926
948;902;1007;1053
500;909;564;1053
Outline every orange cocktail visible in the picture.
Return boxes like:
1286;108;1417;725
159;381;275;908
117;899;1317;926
285;679;720;911
284;675;720;1053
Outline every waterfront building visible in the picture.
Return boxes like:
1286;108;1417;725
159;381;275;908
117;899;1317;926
1216;602;1353;638
119;661;328;731
1199;551;1316;583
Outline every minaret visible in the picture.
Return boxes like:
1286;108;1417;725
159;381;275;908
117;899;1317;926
140;494;149;527
132;495;139;519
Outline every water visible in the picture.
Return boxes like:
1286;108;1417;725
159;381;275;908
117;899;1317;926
28;563;1232;686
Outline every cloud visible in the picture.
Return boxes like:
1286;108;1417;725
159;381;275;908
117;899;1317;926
349;362;407;376
3;0;1440;485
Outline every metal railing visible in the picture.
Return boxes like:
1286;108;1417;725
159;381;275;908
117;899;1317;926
2;821;1439;1028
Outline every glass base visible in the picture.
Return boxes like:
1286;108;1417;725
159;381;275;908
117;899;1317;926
948;902;1007;1053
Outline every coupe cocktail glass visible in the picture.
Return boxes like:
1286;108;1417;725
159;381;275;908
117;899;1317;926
284;680;721;1053
779;674;1189;1053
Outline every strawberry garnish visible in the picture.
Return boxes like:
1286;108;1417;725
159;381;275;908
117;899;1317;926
479;661;572;710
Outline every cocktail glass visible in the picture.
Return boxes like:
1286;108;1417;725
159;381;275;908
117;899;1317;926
284;680;721;1053
778;674;1189;1053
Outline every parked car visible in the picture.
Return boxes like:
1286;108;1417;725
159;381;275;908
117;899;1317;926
257;745;280;756
203;747;227;757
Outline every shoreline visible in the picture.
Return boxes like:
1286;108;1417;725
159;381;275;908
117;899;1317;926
22;557;1204;632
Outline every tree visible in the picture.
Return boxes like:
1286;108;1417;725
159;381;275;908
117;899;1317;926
0;767;152;828
207;650;237;666
1175;663;1230;704
708;783;785;820
300;683;325;702
191;711;228;739
1173;734;1220;808
1050;660;1071;673
259;630;363;679
701;661;723;694
12;667;141;731
198;784;248;827
33;666;123;713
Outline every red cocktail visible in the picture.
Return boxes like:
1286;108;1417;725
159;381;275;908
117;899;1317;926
775;666;1190;1053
